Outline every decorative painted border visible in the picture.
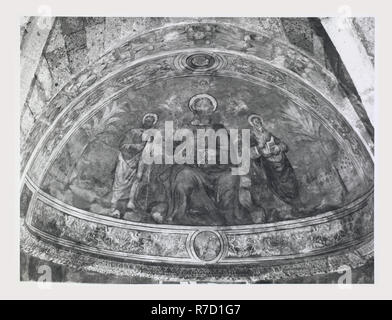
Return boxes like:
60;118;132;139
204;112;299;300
24;177;373;266
21;221;373;282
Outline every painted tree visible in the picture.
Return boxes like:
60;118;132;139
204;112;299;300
66;101;130;184
280;102;348;195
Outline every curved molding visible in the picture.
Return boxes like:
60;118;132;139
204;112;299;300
25;49;374;189
24;176;373;266
21;219;373;281
21;22;374;184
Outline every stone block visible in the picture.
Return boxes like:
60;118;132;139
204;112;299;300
67;47;89;74
84;17;105;26
86;22;105;63
44;47;72;87
59;17;85;35
45;19;66;53
64;30;87;52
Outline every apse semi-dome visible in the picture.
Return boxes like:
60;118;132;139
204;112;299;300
20;21;374;282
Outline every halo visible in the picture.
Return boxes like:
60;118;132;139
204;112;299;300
248;114;263;126
142;113;158;125
188;93;217;113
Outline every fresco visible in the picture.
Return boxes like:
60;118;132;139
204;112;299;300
41;76;370;226
20;17;375;284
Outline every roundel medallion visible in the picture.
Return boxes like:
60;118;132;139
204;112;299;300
186;53;215;69
174;51;227;73
192;231;224;262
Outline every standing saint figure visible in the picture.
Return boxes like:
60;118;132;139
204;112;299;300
110;113;158;218
248;114;299;205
